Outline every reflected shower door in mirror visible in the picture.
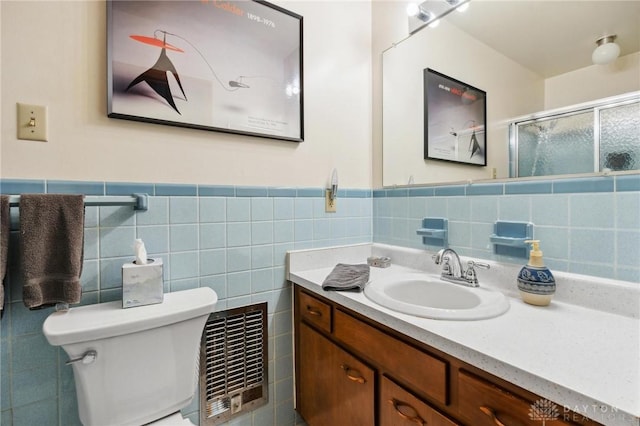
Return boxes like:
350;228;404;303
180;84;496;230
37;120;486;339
381;1;640;187
601;102;640;171
511;95;640;177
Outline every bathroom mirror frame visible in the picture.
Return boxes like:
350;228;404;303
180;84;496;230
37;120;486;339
381;0;640;188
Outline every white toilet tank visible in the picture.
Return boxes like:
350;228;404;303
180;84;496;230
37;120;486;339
43;287;217;426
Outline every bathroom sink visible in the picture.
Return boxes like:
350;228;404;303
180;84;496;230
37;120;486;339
364;273;509;320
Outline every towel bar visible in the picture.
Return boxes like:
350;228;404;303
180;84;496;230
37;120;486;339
8;193;148;211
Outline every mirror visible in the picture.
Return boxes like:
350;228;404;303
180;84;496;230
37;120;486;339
382;0;640;187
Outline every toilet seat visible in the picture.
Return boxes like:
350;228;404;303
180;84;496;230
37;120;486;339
149;412;195;425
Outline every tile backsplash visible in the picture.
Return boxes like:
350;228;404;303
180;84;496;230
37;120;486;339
1;173;638;425
0;179;371;426
374;175;640;283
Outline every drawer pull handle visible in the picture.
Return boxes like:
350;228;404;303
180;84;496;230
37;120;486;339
340;364;366;384
388;398;426;425
479;406;507;426
306;305;322;316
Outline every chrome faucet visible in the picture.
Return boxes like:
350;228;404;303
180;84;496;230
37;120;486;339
432;248;489;287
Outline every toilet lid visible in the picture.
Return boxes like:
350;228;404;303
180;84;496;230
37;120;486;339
149;412;195;425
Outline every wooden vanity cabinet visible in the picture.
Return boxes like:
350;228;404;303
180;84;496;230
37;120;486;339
293;285;602;426
297;321;375;426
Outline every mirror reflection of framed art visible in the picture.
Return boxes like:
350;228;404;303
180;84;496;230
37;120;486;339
424;68;486;166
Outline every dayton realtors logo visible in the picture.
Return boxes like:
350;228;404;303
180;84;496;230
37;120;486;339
530;400;627;424
529;399;560;425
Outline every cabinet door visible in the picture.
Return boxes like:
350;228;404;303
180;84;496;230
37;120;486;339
298;322;375;426
334;309;448;405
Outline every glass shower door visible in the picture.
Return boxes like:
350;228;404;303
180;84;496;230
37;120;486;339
599;101;640;171
516;111;594;177
511;94;640;178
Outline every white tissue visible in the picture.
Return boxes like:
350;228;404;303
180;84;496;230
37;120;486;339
134;238;148;265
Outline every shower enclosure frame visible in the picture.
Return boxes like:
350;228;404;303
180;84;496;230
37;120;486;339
508;91;640;178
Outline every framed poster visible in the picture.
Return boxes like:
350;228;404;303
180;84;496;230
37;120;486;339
424;68;486;165
108;0;303;142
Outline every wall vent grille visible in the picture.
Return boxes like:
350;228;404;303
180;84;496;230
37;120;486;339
200;302;268;425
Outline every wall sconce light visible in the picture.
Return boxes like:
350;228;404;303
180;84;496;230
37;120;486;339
325;169;338;213
592;35;621;65
329;168;338;201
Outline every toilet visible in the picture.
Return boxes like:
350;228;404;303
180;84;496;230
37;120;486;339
43;287;217;426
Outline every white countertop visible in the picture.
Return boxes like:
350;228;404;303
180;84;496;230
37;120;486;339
287;243;640;426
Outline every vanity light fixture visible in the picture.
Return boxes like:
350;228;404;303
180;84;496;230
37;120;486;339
406;3;429;20
407;0;470;34
407;2;436;34
445;0;470;12
592;35;621;65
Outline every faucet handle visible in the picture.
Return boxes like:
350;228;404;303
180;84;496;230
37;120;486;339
467;260;490;270
464;260;490;285
441;258;452;276
431;249;445;264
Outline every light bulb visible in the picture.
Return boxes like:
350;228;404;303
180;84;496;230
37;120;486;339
285;84;300;97
329;169;338;201
406;3;419;17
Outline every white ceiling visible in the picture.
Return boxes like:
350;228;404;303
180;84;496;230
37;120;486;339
444;0;640;78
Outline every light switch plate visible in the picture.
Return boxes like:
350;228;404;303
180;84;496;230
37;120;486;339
17;103;48;142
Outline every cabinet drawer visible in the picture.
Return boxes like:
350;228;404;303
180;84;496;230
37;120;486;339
381;376;460;426
298;290;332;333
458;370;579;426
334;309;448;405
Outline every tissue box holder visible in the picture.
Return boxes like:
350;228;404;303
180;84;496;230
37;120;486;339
122;258;164;308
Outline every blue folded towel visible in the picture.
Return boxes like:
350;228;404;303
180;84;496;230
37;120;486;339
322;263;370;292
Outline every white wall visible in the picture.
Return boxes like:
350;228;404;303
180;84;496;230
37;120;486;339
544;52;640;109
0;1;373;189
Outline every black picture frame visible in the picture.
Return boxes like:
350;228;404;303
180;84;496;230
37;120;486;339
424;68;486;165
107;0;303;142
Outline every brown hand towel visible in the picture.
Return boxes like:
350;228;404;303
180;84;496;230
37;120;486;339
19;194;85;309
0;195;10;313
